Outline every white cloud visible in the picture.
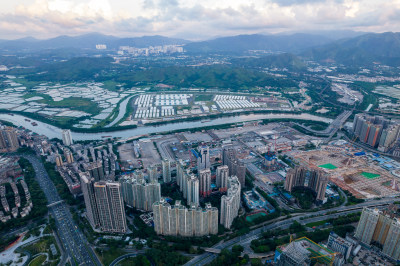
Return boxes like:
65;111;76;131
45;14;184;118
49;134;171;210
0;0;399;39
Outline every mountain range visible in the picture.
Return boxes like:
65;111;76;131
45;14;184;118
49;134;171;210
1;31;400;67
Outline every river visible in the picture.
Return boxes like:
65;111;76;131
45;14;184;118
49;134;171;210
0;113;332;141
105;95;136;128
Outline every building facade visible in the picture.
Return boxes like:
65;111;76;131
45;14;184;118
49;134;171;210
216;165;229;192
222;145;246;187
152;198;218;237
284;166;328;201
162;158;171;183
197;146;210;171
199;168;211;197
119;174;161;211
0;127;19;152
355;207;400;261
62;129;73;146
220;175;241;229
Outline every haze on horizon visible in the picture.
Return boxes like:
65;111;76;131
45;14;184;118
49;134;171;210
0;0;399;40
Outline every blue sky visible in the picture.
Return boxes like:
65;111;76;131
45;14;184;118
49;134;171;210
0;0;399;39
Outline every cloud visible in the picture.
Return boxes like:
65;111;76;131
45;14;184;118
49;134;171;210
0;0;399;39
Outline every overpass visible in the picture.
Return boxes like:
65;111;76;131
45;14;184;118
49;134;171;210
204;248;274;259
47;200;64;208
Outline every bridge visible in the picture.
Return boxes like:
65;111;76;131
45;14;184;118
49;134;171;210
203;248;274;259
47;200;64;207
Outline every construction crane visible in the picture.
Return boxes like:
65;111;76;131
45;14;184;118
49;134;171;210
310;252;338;266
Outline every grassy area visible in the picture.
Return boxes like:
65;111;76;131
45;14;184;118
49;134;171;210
95;248;126;266
23;236;59;261
306;220;329;228
246;212;267;223
119;255;151;266
29;254;47;266
361;172;380;179
39;97;101;115
318;163;338;170
195;94;214;101
101;80;122;91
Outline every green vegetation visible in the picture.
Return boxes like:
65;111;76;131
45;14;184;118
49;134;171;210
291;187;316;209
29;254;47;266
119;255;151;266
23;236;60;264
42;161;80;205
361;172;380;179
208;245;249;266
145;243;190;266
194;94;214;101
0;158;47;234
318;163;338;170
95;248;126;266
40;97;101;115
344;190;365;206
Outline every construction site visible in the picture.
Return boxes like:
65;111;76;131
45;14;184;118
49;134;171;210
289;142;400;199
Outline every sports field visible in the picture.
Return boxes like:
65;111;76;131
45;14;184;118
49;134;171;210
318;163;338;170
361;172;380;179
246;212;266;223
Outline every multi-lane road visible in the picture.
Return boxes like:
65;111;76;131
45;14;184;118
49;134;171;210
185;197;398;265
22;155;101;266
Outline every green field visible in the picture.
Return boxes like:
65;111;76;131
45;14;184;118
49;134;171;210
361;172;380;179
318;163;338;170
246;212;266;223
29;254;47;266
195;94;214;101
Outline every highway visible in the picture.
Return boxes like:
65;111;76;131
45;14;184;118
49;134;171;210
22;155;101;266
184;197;398;266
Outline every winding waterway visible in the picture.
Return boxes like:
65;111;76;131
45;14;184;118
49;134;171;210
0;113;332;141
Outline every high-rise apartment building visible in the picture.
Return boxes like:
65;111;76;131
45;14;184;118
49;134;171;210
0;127;19;152
93;181;127;233
153;198;218;237
148;165;158;183
353;114;399;150
284;166;328;201
119;174;161;211
222;145;246;187
355;207;400;261
197;146;210;171
62;129;73;146
63;148;74;164
186;175;199;206
220;175;241;229
216;165;229;192
162;158;171;183
55;154;63;167
199;168;211;197
80;172;100;229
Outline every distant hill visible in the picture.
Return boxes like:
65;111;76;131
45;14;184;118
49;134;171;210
184;33;333;54
0;33;190;51
230;53;307;71
303;32;400;66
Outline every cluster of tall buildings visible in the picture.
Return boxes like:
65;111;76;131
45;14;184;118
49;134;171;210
119;172;161;212
222;145;246;187
353;114;400;152
80;173;127;233
177;160;200;206
0;127;19;152
355;206;400;260
220;175;241;229
152;198;218;237
284;166;328;201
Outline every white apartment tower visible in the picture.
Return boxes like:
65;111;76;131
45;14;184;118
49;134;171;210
162;158;172;183
220;176;241;229
197;146;210;171
62;129;73;146
216;165;229;192
199;168;212;197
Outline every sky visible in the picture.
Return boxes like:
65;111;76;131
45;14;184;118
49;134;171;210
0;0;399;40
